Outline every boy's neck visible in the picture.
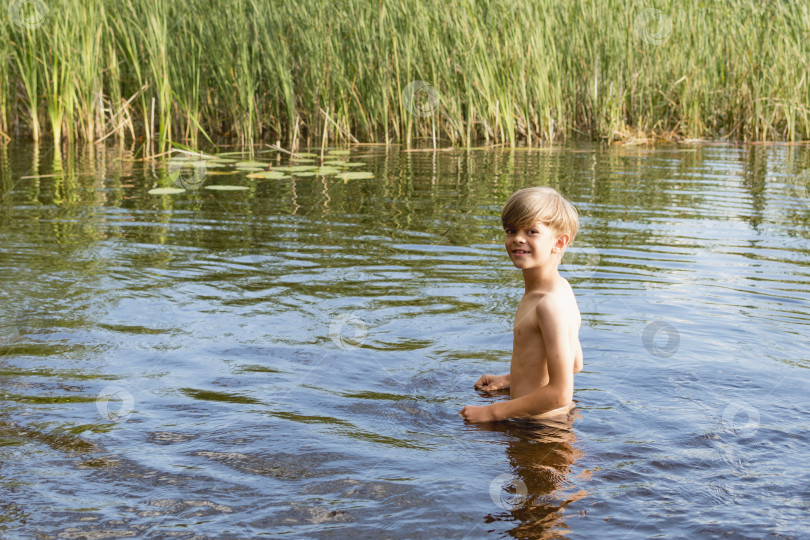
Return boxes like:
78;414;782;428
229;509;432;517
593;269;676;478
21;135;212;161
522;262;560;293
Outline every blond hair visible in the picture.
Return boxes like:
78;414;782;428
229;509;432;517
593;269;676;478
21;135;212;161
501;187;579;243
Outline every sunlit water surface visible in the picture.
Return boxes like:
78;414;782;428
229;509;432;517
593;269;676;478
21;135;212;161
1;142;809;539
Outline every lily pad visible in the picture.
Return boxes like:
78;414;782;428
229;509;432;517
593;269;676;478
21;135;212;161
289;157;315;163
204;185;249;191
292;172;317;177
247;171;290;179
206;170;240;176
208;157;237;163
170;159;210;168
336;171;374;180
322;160;366;167
313;167;342;175
291;152;317;158
271;165;317;173
235;160;268;168
148;187;186;195
196;161;228;168
170;160;225;169
326;149;351;156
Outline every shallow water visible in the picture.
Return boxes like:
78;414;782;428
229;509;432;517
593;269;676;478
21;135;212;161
1;142;809;539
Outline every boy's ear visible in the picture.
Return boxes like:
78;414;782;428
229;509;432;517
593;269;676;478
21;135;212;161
553;233;570;253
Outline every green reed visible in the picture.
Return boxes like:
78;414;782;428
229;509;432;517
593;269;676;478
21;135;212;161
1;0;809;148
0;18;10;140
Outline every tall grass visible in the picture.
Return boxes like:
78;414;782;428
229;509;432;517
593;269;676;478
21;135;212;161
0;16;11;140
1;0;809;148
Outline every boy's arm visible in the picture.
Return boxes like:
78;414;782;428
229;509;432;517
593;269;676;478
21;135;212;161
573;341;583;373
489;297;574;421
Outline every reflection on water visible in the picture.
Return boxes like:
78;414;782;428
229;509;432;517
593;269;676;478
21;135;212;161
474;412;585;540
1;142;809;538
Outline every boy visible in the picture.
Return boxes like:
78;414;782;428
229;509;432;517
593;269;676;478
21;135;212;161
460;187;583;423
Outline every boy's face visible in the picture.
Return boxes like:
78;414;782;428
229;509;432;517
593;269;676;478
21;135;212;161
504;220;568;270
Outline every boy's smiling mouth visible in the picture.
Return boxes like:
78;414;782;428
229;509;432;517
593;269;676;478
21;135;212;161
512;249;531;255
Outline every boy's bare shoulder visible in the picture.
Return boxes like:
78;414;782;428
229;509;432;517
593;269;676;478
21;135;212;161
531;278;578;321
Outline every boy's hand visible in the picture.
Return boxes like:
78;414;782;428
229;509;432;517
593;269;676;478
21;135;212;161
459;404;498;423
473;373;510;391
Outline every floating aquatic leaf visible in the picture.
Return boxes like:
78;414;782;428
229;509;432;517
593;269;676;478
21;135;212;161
204;185;249;191
323;160;366;167
172;159;225;169
326;149;351;155
206;170;240;176
292;172;317;177
148;187;186;195
314;167;342;175
291;152;317;158
171;160;208;168
336;171;374;180
235;160;268;168
271;165;317;172
208;157;237;163
214;151;251;157
237;167;264;172
247;171;290;179
289;157;315;163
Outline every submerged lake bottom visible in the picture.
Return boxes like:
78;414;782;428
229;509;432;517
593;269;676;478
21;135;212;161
1;142;809;538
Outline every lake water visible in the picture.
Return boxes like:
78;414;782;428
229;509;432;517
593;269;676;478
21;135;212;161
1;142;809;539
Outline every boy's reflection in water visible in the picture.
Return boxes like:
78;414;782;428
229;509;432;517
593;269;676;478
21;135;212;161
469;407;587;539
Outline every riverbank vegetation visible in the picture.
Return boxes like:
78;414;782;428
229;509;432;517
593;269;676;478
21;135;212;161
2;0;809;148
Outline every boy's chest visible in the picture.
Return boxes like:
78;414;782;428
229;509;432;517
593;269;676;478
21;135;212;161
511;302;549;381
512;301;544;343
